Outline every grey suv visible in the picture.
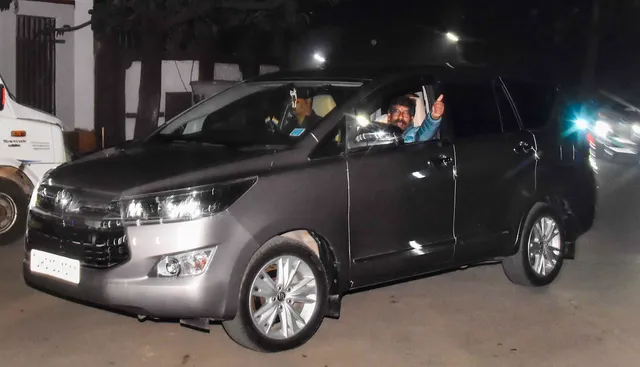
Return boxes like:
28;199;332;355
23;67;597;352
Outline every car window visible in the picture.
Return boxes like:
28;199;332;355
153;82;360;148
503;79;557;130
310;122;345;159
493;81;521;133
436;81;501;139
346;81;435;151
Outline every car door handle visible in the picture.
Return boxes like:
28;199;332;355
514;141;534;155
429;153;454;167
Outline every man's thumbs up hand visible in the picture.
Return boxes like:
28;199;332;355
432;94;445;120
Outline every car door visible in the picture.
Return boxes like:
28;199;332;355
346;77;456;287
436;76;537;262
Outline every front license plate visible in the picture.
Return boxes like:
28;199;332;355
30;249;80;284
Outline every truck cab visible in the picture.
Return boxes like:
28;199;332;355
0;73;68;244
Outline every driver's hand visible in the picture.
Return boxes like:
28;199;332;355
431;94;445;120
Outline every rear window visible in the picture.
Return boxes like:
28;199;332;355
503;79;557;130
437;81;502;138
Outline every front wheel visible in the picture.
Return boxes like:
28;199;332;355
502;203;565;287
0;178;28;246
222;237;328;352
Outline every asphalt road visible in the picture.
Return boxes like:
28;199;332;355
2;159;640;367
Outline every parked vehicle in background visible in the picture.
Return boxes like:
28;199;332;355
23;66;597;352
0;73;68;244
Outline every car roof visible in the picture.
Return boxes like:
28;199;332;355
250;65;553;86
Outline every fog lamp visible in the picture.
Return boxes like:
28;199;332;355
156;247;216;277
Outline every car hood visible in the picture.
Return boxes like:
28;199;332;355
47;141;280;198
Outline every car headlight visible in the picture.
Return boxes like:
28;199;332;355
29;169;53;210
575;118;589;130
632;124;640;135
120;177;257;226
594;120;612;138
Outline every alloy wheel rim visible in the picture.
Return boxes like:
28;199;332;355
527;216;562;277
249;255;318;340
0;193;17;235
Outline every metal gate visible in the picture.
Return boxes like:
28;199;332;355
16;15;56;115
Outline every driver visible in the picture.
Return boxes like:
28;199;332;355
280;89;322;136
387;94;445;142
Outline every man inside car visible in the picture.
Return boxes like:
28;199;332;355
279;89;322;136
387;94;445;142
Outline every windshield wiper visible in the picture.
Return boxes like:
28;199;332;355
236;144;291;151
168;139;231;148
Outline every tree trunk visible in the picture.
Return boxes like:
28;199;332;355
198;36;215;82
134;25;164;139
95;32;126;148
238;28;260;80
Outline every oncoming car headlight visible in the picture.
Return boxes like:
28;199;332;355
120;177;257;226
594;120;612;138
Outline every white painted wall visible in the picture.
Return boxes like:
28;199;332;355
260;65;280;75
73;0;94;131
0;0;75;131
214;63;243;81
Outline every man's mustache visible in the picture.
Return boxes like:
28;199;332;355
391;119;409;127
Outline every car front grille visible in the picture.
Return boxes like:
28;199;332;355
27;185;129;269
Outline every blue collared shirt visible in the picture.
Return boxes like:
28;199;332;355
402;114;442;143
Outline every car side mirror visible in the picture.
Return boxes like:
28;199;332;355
0;85;5;111
353;121;404;146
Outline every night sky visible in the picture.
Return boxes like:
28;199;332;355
297;0;640;102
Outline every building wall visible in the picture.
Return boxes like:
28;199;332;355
2;2;281;139
0;0;75;130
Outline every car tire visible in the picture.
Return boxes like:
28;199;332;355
502;203;565;287
0;178;28;246
222;237;329;352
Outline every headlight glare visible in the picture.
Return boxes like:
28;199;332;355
594;120;612;138
575;118;589;130
121;177;256;225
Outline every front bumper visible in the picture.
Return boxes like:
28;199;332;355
23;212;259;320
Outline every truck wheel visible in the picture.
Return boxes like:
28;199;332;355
502;203;565;287
222;237;328;352
0;178;28;246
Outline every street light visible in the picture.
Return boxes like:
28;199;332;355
445;32;460;42
313;52;326;64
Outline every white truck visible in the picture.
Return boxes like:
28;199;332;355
0;73;68;244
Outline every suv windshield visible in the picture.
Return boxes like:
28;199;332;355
152;81;362;148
